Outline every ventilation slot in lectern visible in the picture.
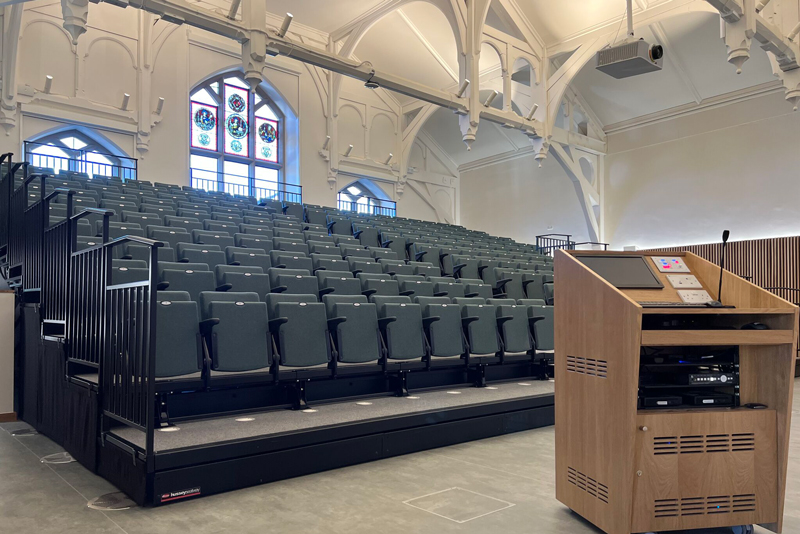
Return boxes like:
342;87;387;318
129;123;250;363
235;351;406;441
567;466;609;504
652;495;756;518
566;356;608;378
653;434;756;454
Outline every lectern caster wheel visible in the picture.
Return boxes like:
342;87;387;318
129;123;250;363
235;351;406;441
731;526;754;534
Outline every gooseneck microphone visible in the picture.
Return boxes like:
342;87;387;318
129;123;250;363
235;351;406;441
706;230;730;308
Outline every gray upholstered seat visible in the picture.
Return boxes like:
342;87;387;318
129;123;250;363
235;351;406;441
267;267;318;297
414;296;465;358
267;294;331;368
322;295;381;364
370;295;427;361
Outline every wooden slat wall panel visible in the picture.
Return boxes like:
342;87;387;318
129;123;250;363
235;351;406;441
645;236;800;305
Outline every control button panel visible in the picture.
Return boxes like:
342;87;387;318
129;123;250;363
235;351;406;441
651;256;691;273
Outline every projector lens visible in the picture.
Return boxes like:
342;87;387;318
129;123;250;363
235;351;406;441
650;45;664;61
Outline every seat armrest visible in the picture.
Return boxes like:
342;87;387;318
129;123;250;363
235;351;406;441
270;286;287;294
156;281;170;291
327;317;347;331
496;315;514;327
215;283;233;292
353;230;363;238
319;287;335;297
477;265;487;275
381;239;393;247
268;317;288;334
528;315;545;328
422;316;440;329
461;316;479;327
230;261;241;266
361;288;377;297
199;318;219;335
464;292;479;298
433;291;449;297
495;278;512;290
121;254;133;260
178;258;189;263
415;251;427;261
452;263;466;278
399;290;415;297
522;279;536;289
377;316;397;330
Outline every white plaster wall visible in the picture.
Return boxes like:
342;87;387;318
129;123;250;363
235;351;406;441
460;153;590;244
0;1;455;223
605;90;800;249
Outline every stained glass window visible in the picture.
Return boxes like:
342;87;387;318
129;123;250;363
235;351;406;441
189;72;283;197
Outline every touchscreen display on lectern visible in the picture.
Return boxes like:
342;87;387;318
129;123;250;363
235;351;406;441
575;255;664;289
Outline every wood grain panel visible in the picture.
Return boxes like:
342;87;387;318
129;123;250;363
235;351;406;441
640;330;795;347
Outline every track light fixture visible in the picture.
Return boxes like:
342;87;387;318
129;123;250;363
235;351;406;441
455;79;470;98
364;70;379;90
384;153;393;165
227;0;241;19
525;104;539;121
155;97;165;115
788;21;800;42
277;13;293;38
344;144;354;157
483;90;498;108
43;75;53;94
322;136;331;150
121;93;131;111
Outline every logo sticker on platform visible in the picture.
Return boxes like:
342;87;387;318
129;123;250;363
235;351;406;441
158;487;201;503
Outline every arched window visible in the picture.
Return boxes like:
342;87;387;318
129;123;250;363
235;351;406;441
24;129;136;180
337;180;396;217
190;73;283;199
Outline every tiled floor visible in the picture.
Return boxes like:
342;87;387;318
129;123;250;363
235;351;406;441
1;380;798;534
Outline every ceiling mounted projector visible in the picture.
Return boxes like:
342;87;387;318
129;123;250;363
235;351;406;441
596;39;663;79
596;0;664;79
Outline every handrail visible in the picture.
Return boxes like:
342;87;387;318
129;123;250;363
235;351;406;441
104;235;164;249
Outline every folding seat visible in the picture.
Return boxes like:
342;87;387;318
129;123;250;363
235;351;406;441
73;189;100;202
66;196;98;211
273;220;303;230
414;296;466;359
177;244;226;267
494;268;525;300
369;295;429;364
272;237;309;255
333;235;359;246
154;294;203;380
486;298;533;356
226;247;270;271
273;227;304;240
521;273;545;300
204;220;239;234
110;265;150;285
270;252;313;271
159;263;215;301
86;183;120;194
302;223;328;233
192;229;235;248
311;253;349;272
144;196;177;207
379;233;407;261
259;199;283;213
121;210;162;228
478;259;503;288
353;225;380;247
234;233;273;251
215;265;270;297
452;297;501;361
102;221;144;240
543;282;554;305
211;213;244;225
211;206;241;216
317;271;362;296
176;208;211;222
306;240;340;255
145;227;190;250
327;215;352;236
267;293;332;374
242;215;273;227
140;205;177;218
198;291;271;375
321;294;382;367
393;275;437;298
450;254;479;279
238;223;273;236
460;278;493;299
340;244;370;258
268;267;318;297
305;207;328;226
348;258;382;275
527;303;554;352
357;273;402;297
368;247;397;261
283;202;303;220
271;213;299;222
124;244;176;263
163;215;203;233
412;262;441;278
428;277;467;298
379;259;414;276
538;264;554;274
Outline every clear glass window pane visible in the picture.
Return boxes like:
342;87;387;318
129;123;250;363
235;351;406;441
223;76;248;89
60;137;87;150
190;155;218;191
223;160;249;196
254;166;278;199
190;88;217;106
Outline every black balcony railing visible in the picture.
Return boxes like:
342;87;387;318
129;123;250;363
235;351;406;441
190;169;302;204
24;141;138;181
336;195;396;217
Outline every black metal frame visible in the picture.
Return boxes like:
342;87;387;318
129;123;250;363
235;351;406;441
24;140;138;181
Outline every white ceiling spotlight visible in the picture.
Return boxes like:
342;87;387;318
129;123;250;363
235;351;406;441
483;90;498;108
276;13;293;38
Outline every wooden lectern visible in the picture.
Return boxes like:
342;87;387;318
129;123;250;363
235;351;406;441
554;250;798;534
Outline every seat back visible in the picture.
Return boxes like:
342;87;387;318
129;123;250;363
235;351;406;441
155;299;202;377
414;296;464;357
458;301;500;355
370;295;426;361
199;292;270;372
322;295;381;364
267;294;330;367
267;267;317;297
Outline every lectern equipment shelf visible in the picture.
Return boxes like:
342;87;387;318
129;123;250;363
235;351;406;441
554;249;798;534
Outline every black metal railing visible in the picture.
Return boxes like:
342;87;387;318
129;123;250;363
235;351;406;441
101;237;161;472
572;241;610;251
336;195;397;217
536;234;574;256
189;169;302;204
8;171;40;269
0;153;16;258
24;141;137;181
